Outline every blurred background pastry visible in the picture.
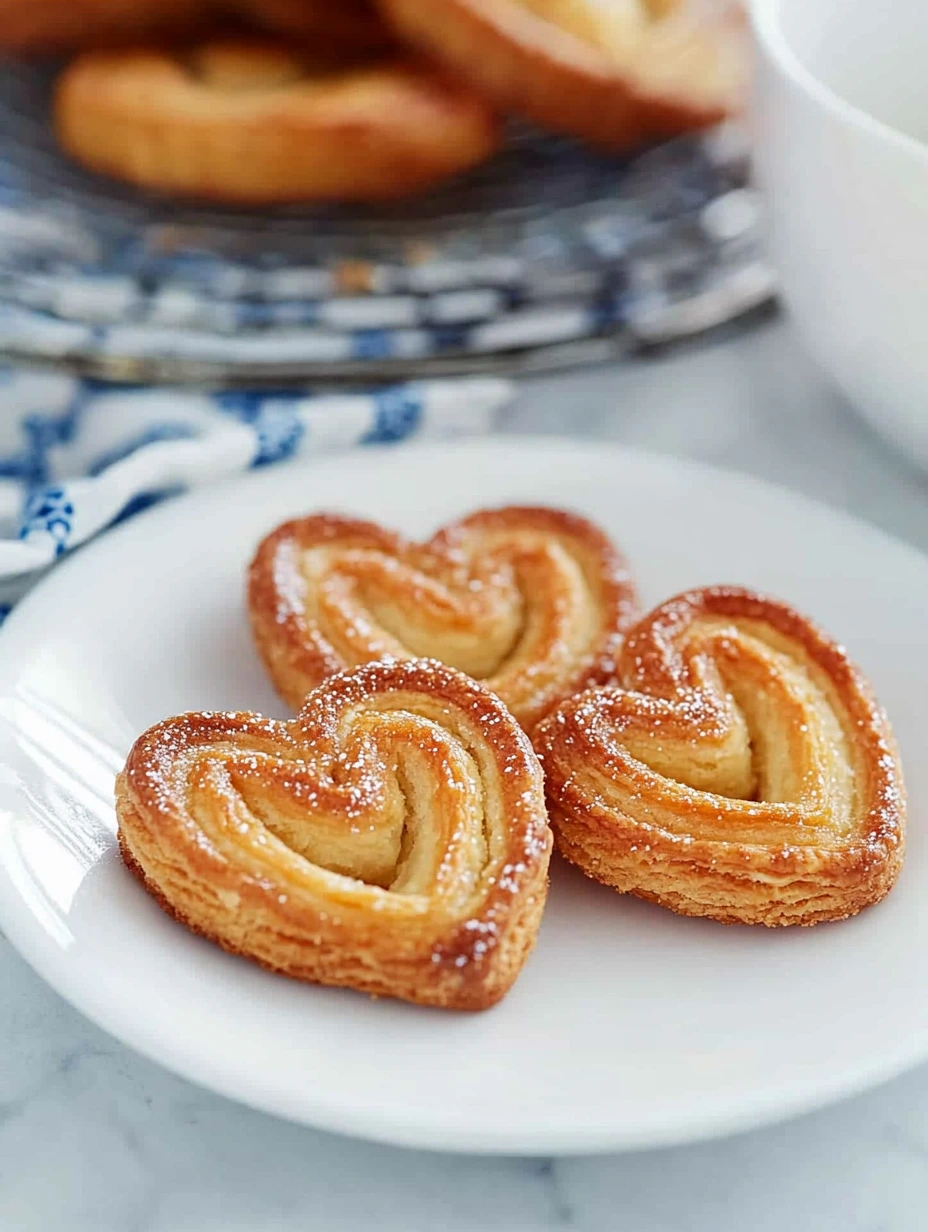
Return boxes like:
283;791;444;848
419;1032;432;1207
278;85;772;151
375;0;748;150
0;0;765;381
54;37;501;204
3;0;748;202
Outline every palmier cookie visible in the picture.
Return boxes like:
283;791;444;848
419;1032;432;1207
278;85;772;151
116;658;552;1011
536;586;906;927
54;38;501;204
375;0;747;150
248;506;639;733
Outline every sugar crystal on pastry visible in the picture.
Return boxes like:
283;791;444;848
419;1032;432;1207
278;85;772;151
536;585;906;927
248;506;639;734
117;658;552;1009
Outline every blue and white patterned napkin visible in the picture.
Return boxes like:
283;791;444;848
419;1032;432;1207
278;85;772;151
0;366;512;612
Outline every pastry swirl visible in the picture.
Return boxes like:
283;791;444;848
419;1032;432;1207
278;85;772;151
54;38;501;204
117;658;552;1010
248;506;639;732
536;586;906;926
375;0;747;150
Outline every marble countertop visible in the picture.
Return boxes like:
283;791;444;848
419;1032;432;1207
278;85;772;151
4;314;928;1232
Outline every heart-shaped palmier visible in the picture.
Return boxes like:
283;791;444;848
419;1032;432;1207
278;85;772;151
535;586;906;926
117;658;552;1009
375;0;747;151
54;38;501;204
248;505;638;733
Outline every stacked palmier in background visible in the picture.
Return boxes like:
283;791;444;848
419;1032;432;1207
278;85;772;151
1;0;749;202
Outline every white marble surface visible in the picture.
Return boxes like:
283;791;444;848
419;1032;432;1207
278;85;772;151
5;314;928;1231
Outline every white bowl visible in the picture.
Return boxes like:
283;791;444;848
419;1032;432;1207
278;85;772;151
751;0;928;462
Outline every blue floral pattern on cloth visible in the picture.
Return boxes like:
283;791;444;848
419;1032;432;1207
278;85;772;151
20;485;74;556
249;409;305;467
215;392;305;467
0;368;512;603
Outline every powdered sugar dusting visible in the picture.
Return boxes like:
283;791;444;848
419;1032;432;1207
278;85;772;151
251;505;639;731
121;654;551;987
537;585;906;904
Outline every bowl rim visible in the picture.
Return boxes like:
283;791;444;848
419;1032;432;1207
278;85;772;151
749;0;928;166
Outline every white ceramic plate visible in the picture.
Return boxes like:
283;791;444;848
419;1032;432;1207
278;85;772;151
0;437;926;1155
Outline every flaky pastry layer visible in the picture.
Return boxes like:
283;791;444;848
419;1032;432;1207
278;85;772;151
375;0;747;150
536;586;906;926
117;658;552;1010
54;37;500;204
248;505;639;733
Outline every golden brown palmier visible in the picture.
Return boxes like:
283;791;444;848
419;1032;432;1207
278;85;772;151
116;658;552;1010
536;586;905;926
248;506;639;732
53;37;501;204
375;0;747;150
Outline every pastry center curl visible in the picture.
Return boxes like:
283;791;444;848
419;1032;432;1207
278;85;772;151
300;536;599;683
180;38;388;92
191;711;493;905
604;618;859;834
